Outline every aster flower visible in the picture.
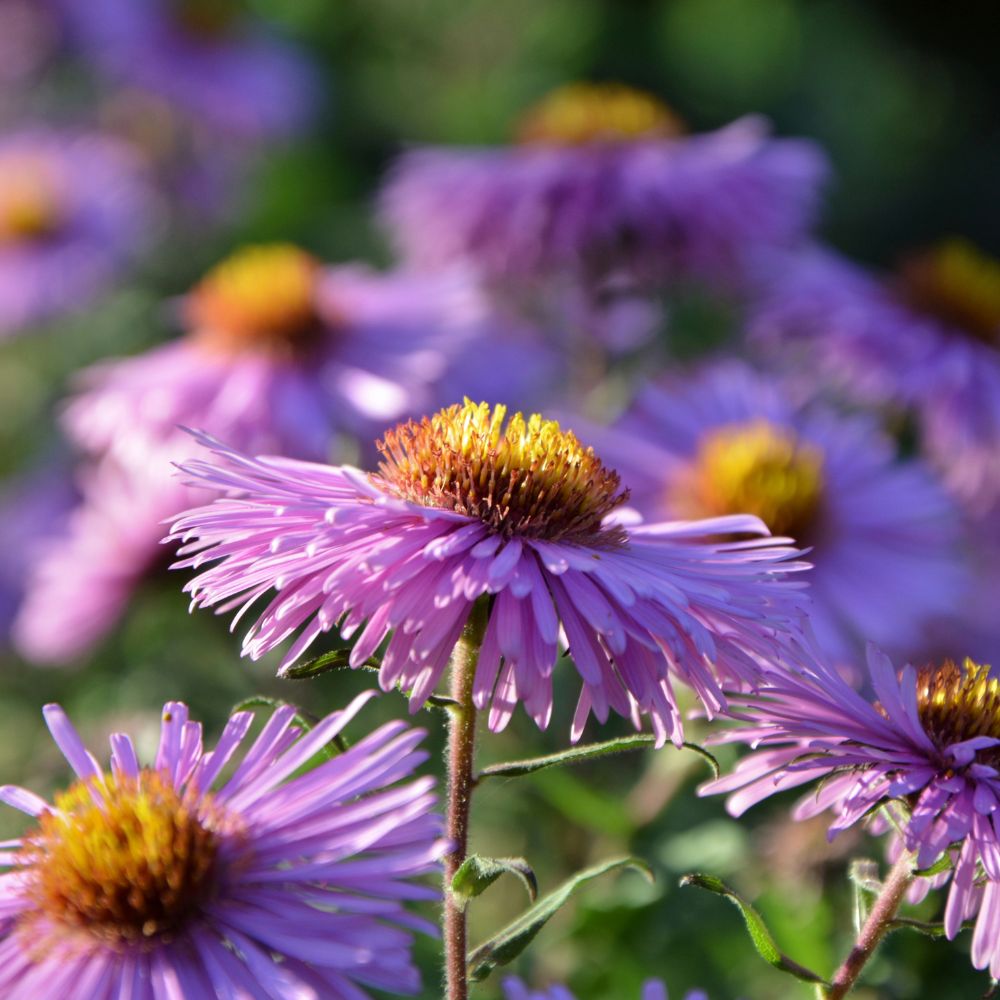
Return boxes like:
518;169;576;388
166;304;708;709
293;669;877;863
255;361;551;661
749;241;1000;512
502;976;701;1000
0;691;445;998
703;646;1000;977
0;129;155;336
168;400;808;746
59;0;317;139
380;82;827;290
588;361;966;666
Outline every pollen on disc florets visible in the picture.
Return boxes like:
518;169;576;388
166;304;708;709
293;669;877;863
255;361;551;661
0;155;64;244
377;399;629;544
19;769;224;946
187;243;323;356
516;82;684;146
915;658;1000;756
673;419;825;541
896;239;1000;348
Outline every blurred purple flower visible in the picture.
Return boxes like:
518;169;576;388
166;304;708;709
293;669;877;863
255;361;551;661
591;361;967;666
503;976;700;1000
0;129;155;336
60;0;318;139
0;0;61;87
0;691;444;997
702;645;1000;978
750;241;1000;513
168;401;809;746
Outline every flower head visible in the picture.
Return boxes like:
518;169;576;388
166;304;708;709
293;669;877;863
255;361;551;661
591;361;966;665
702;646;1000;977
503;976;701;1000
0;692;444;997
0;130;155;336
169;401;809;746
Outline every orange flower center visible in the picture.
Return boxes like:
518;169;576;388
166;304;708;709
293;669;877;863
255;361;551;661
516;83;684;146
0;156;64;243
672;419;824;541
377;399;628;543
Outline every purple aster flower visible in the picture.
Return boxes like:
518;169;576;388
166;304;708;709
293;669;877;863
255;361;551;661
750;241;1000;512
503;976;702;1000
0;129;155;336
588;361;967;666
168;400;809;747
380;83;827;289
0;691;445;998
60;0;317;139
702;645;1000;978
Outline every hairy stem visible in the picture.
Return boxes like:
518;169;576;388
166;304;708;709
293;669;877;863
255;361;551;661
824;851;915;999
443;601;488;1000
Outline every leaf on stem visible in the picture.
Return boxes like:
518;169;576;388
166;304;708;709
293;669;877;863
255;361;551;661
467;856;653;981
230;695;348;758
679;872;828;985
451;855;538;910
848;859;881;933
279;648;379;680
477;735;719;781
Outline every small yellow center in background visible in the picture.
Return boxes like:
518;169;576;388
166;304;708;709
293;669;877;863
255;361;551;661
674;419;824;541
916;658;1000;751
21;769;220;944
897;239;1000;347
516;83;683;146
0;157;64;243
187;243;321;354
378;399;628;543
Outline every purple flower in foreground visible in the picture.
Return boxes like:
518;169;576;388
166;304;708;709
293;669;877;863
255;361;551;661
702;646;1000;977
750;241;1000;512
503;976;702;1000
380;82;826;289
60;0;317;139
0;129;155;336
591;362;967;666
169;401;809;746
0;691;444;998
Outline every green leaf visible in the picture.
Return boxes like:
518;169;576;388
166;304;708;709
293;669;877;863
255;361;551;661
279;648;379;680
230;695;348;758
887;916;975;939
848;859;881;933
468;856;653;981
679;872;828;986
476;735;718;781
451;855;538;910
914;854;954;878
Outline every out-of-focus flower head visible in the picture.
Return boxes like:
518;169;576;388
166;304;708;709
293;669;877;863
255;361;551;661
59;0;318;139
0;129;155;337
703;645;1000;979
750;240;1000;513
168;400;810;746
0;0;61;88
0;692;445;997
503;976;701;1000
380;82;827;292
591;361;967;666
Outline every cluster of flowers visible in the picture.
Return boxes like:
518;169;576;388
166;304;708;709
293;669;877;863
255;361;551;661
1;36;998;998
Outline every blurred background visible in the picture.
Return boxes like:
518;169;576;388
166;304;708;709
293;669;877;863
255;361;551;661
1;1;998;996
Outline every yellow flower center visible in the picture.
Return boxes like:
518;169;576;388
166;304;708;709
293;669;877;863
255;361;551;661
19;769;222;945
896;239;1000;347
673;419;825;540
187;244;322;355
915;658;1000;752
377;399;628;543
516;83;684;146
0;156;64;243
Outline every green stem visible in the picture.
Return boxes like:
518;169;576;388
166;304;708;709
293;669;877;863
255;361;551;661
442;601;488;1000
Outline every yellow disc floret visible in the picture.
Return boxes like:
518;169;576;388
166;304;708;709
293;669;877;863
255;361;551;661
187;244;322;355
674;419;825;540
377;399;628;543
916;658;1000;751
0;156;64;243
897;239;1000;347
516;83;683;146
20;769;222;944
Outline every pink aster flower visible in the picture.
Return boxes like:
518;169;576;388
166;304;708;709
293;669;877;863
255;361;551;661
586;361;967;666
168;401;809;747
0;691;445;998
503;976;701;1000
702;646;1000;978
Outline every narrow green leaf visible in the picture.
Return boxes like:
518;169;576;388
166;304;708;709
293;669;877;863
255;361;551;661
230;696;348;758
888;916;975;939
476;736;718;781
848;859;881;934
279;649;379;680
680;873;828;985
914;854;954;878
468;856;653;981
451;855;538;910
